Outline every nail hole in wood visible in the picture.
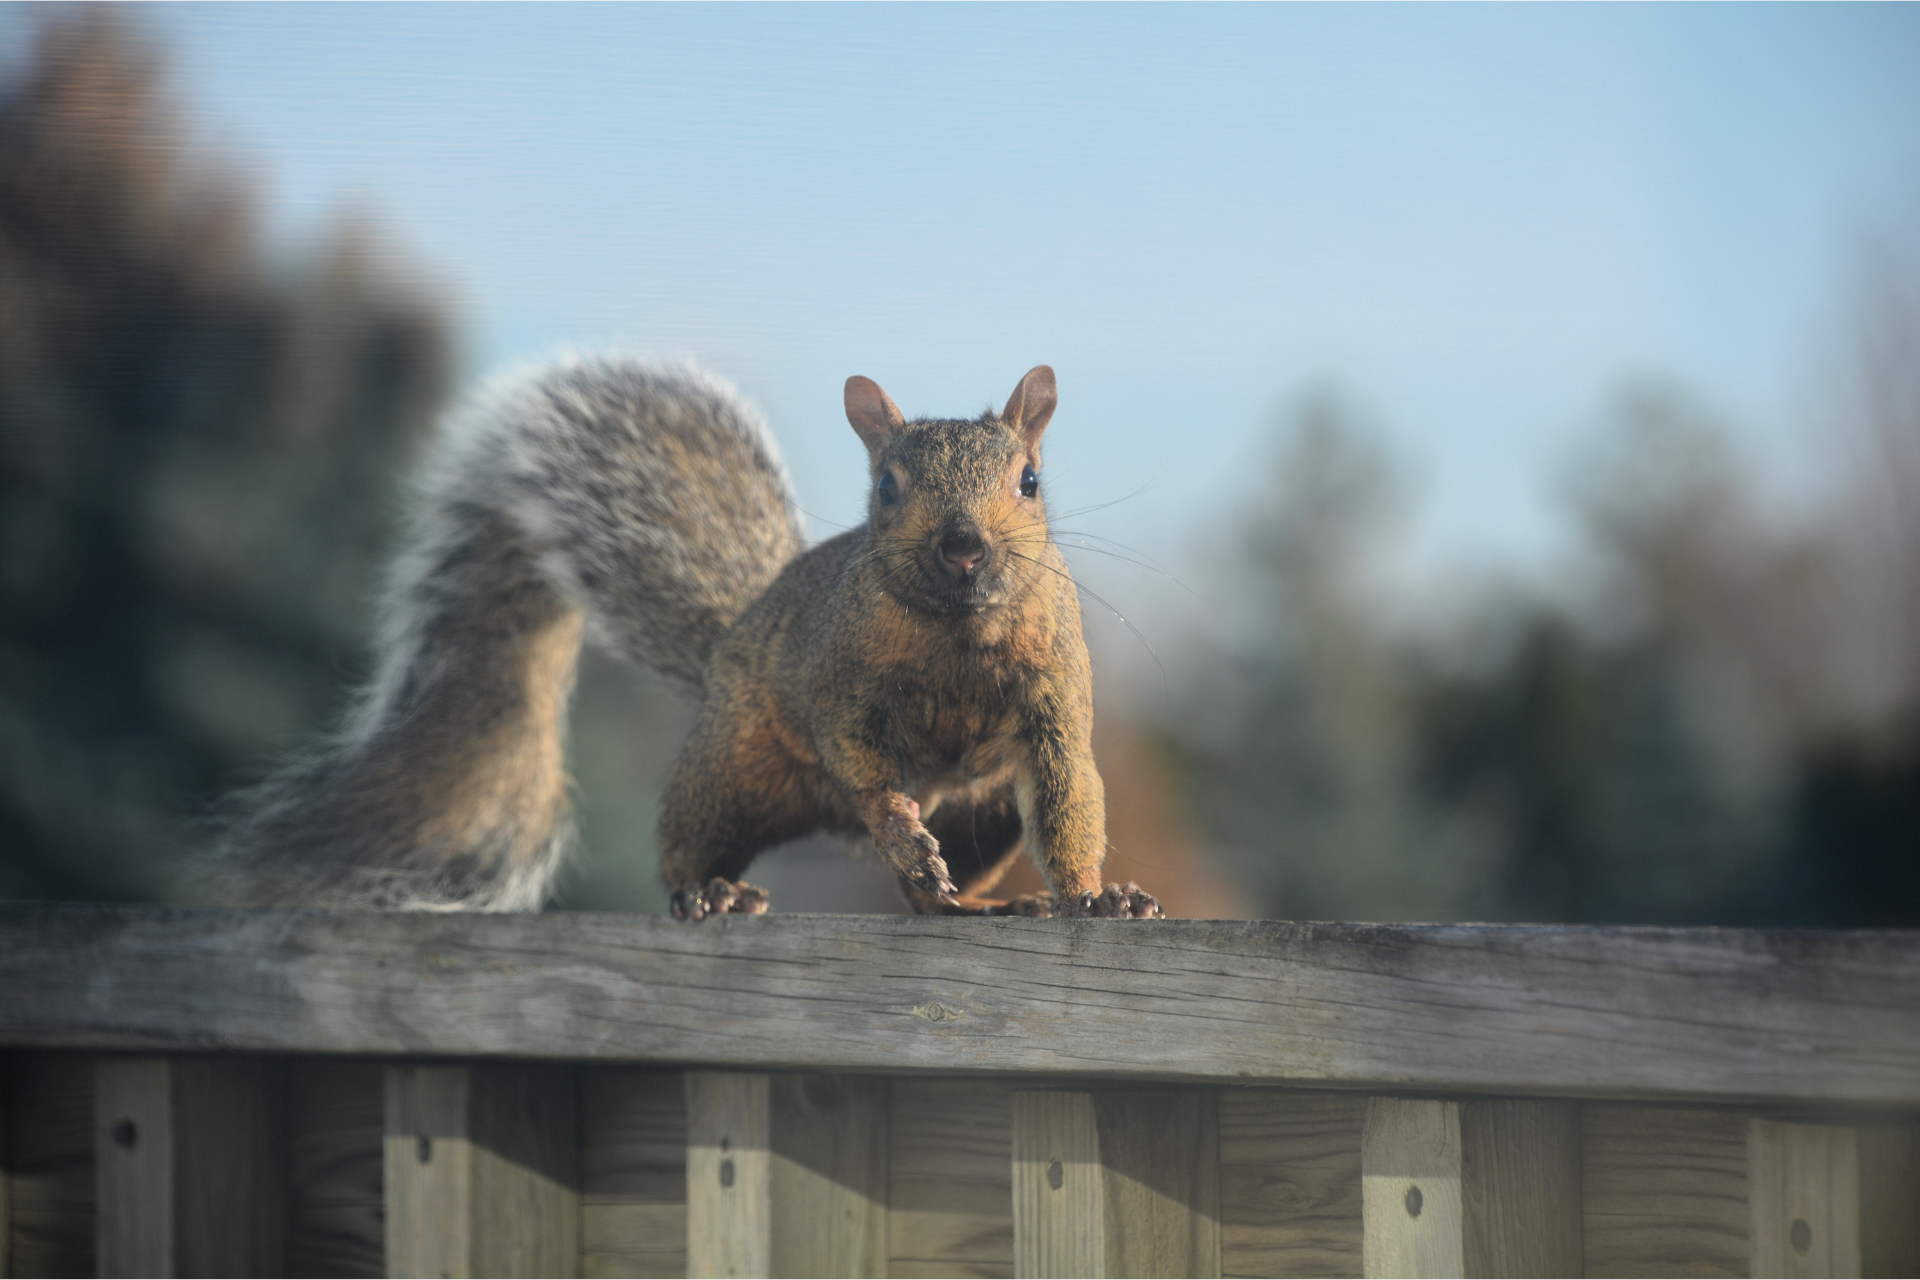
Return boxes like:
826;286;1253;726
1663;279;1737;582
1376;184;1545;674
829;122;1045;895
111;1119;137;1151
1791;1219;1811;1255
1047;1159;1063;1190
720;1158;735;1189
1405;1184;1423;1218
417;1135;432;1164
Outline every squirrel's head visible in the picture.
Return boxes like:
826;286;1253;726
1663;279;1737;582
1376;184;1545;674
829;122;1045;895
845;365;1057;615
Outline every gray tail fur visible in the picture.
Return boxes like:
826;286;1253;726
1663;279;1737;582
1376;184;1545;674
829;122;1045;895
199;357;804;910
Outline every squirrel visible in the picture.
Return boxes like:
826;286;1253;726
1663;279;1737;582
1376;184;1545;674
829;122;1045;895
207;356;1163;921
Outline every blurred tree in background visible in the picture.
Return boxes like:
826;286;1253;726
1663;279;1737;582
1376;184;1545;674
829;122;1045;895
0;14;451;900
1158;265;1920;925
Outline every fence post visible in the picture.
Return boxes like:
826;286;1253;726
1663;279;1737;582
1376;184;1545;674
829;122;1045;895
94;1056;285;1278
1012;1089;1221;1279
1362;1098;1581;1279
383;1064;579;1278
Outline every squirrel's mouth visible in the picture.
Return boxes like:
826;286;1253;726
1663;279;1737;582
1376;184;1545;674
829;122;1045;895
922;558;1004;614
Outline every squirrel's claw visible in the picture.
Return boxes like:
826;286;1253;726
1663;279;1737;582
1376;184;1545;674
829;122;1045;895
872;807;956;902
1061;881;1164;920
670;877;771;922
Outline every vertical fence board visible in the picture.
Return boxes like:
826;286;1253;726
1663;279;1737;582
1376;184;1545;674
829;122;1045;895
287;1061;385;1279
1580;1106;1747;1278
386;1065;472;1277
686;1071;771;1279
1750;1120;1862;1279
1460;1100;1582;1277
1218;1089;1364;1279
1013;1091;1102;1278
1858;1124;1919;1279
385;1064;579;1279
172;1058;286;1277
1362;1098;1465;1280
889;1078;1014;1279
1094;1091;1221;1279
583;1069;686;1279
3;1054;93;1278
94;1058;172;1278
473;1066;581;1277
769;1074;888;1278
1013;1090;1221;1279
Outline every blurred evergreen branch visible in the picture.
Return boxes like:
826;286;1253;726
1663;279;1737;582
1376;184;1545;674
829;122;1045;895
0;13;452;900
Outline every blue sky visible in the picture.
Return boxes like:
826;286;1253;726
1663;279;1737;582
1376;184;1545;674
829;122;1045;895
8;3;1917;659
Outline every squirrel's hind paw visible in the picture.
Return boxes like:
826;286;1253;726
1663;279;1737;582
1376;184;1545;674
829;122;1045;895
670;878;771;922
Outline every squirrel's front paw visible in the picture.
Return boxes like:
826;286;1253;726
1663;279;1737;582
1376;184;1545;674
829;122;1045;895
670;878;771;922
872;808;958;904
1060;881;1164;919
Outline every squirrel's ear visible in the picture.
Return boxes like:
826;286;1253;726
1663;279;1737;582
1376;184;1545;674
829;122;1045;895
1000;365;1058;449
845;376;906;454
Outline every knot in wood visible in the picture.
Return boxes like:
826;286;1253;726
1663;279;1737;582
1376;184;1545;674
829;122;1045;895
910;1001;965;1023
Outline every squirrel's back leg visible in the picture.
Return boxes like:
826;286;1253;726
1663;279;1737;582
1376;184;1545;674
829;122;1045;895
658;704;824;919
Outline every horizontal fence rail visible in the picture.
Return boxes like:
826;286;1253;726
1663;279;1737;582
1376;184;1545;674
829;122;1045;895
2;906;1917;1279
2;907;1918;1104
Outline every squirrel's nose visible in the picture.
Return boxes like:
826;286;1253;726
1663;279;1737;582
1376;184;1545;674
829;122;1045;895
939;525;987;576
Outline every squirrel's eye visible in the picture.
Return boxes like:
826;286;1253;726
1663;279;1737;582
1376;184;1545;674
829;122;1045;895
877;470;899;506
1019;464;1039;499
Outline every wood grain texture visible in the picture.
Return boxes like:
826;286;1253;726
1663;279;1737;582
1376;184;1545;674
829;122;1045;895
286;1061;385;1278
3;908;1916;1105
583;1069;685;1279
3;1054;94;1278
1580;1105;1748;1278
889;1078;1014;1278
171;1057;287;1277
1750;1119;1861;1279
685;1071;771;1279
384;1064;580;1278
1362;1098;1465;1279
1011;1089;1220;1279
1858;1124;1919;1279
1012;1091;1102;1278
1460;1100;1581;1278
386;1065;473;1277
1094;1091;1221;1279
469;1066;580;1277
95;1057;173;1278
770;1074;888;1278
1218;1089;1364;1279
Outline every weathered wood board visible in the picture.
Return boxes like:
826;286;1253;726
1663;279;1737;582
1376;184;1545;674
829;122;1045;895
286;1061;385;1279
1219;1089;1364;1279
3;1054;94;1278
582;1068;687;1279
889;1079;1015;1279
1579;1105;1748;1278
3;908;1916;1105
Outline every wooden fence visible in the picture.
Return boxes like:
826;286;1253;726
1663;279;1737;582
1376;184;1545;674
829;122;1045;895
1;906;1916;1278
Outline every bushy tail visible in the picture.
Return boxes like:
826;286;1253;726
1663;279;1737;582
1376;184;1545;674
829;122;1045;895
200;357;803;910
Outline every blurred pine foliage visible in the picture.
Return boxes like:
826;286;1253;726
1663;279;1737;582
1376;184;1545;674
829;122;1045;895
0;14;451;900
